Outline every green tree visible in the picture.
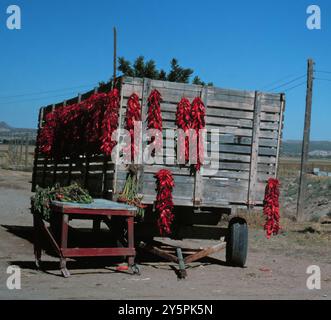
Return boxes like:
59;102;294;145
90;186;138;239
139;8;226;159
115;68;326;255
117;56;212;86
166;58;193;83
118;57;134;77
192;76;213;87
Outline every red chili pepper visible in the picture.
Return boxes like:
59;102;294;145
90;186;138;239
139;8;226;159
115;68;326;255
100;88;120;156
263;178;281;239
38;89;120;159
147;89;163;156
190;97;206;171
176;97;191;164
124;93;141;162
155;169;175;236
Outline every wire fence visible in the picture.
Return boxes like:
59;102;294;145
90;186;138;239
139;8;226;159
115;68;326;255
0;134;36;171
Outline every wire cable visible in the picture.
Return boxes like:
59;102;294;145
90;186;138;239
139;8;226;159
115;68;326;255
315;77;331;82
282;81;306;93
260;72;305;91
315;70;331;74
0;83;99;101
267;74;306;92
0;91;86;106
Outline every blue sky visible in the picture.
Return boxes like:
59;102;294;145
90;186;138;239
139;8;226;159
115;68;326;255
0;0;330;140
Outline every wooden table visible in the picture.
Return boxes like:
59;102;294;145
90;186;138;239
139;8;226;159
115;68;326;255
33;199;138;277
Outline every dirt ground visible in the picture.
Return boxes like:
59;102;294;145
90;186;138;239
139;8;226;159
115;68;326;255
0;169;330;300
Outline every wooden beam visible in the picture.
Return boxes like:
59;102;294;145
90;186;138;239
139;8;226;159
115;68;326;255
32;107;44;191
247;91;262;207
137;79;152;195
275;93;285;178
139;242;179;263
184;243;226;264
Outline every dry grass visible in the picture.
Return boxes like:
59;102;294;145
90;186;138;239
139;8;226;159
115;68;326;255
239;206;331;247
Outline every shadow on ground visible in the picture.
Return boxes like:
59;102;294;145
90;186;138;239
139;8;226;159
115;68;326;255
2;224;228;277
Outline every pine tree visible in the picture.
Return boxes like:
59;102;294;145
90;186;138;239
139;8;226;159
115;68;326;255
117;56;212;86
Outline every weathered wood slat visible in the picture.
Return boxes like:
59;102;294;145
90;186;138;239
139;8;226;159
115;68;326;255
207;108;254;120
206;116;253;128
203;184;248;204
207;135;278;147
207;86;255;99
150;78;203;92
275;94;285;177
207;99;254;111
247;92;261;205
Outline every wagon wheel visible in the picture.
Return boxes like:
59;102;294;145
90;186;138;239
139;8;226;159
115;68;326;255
226;218;248;268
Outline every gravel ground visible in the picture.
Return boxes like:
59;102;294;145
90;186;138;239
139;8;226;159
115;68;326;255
0;169;330;300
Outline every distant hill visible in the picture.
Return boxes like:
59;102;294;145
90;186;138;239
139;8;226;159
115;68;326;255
281;140;331;158
0;121;12;132
0;121;37;140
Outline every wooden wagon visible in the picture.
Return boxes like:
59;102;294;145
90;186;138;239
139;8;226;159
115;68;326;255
32;76;285;270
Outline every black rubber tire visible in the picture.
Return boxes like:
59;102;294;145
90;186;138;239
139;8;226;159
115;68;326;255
226;219;248;267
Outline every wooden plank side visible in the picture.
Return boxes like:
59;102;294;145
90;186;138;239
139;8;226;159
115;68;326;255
207;108;254;120
137;78;152;196
275;94;285;178
247;92;262;206
207;86;255;99
112;79;126;196
31;106;44;191
206;116;253;128
207;99;254;111
202;179;249;204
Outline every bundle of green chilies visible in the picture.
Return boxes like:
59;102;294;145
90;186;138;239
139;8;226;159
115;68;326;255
31;183;93;221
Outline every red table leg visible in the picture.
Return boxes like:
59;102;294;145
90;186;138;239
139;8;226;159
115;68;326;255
60;213;70;277
127;215;140;275
93;217;101;233
33;214;42;269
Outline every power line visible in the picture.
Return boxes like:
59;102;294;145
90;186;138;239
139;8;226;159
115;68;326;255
0;83;99;101
0;90;86;106
315;77;331;82
260;72;305;90
282;81;306;93
267;74;306;92
315;70;331;74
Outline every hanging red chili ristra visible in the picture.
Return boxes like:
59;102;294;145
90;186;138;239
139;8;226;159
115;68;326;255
38;89;120;159
263;178;281;239
190;97;206;171
176;97;191;164
100;88;120;156
58;102;85;157
38;111;58;156
155;169;175;236
147;89;163;155
124;93;141;162
85;92;112;154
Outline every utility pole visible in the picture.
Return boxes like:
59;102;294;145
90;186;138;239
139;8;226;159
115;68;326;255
25;133;29;169
296;58;314;222
113;27;117;88
19;135;23;165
